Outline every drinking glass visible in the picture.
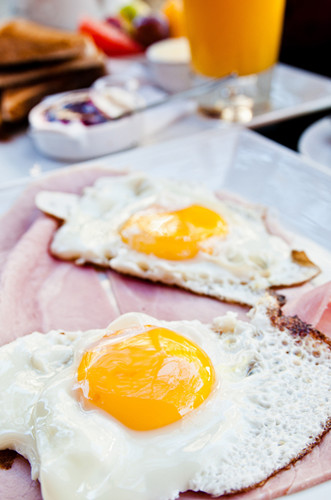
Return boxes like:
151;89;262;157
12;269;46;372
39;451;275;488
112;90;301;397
183;0;286;122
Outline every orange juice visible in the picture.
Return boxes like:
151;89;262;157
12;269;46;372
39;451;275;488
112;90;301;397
183;0;286;78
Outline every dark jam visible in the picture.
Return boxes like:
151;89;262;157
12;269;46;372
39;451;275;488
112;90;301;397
45;98;110;126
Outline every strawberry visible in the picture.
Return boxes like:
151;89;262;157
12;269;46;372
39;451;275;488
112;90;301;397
79;17;144;56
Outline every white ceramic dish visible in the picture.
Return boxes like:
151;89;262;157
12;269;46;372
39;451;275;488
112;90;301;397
298;116;331;168
0;127;330;499
28;88;144;161
146;37;192;92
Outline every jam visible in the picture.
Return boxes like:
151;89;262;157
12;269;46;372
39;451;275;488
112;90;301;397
45;96;110;126
43;87;143;127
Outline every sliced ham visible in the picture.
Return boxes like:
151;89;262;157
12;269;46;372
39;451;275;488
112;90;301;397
0;216;60;345
108;271;249;322
283;281;331;338
0;166;125;255
0;215;118;345
38;263;118;332
0;456;42;500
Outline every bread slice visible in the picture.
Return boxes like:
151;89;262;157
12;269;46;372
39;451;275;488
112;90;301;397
0;38;105;89
1;66;106;122
0;19;107;124
0;18;87;66
0;18;107;124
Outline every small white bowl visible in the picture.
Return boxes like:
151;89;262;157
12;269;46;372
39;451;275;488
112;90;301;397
29;88;144;161
146;37;192;93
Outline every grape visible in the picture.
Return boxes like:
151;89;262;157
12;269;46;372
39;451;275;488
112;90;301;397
105;16;123;31
120;1;150;22
133;14;170;47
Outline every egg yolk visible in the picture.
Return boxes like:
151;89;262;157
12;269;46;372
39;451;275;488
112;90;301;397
120;204;228;260
77;326;215;431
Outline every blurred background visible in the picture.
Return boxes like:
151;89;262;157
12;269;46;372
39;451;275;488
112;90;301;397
146;0;331;78
1;0;330;77
279;0;331;78
0;0;330;154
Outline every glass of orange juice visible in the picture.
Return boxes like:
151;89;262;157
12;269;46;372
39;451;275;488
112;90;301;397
182;0;286;122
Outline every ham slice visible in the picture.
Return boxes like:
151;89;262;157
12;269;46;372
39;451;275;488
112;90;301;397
0;165;330;500
0;456;42;500
283;281;331;338
0;216;117;346
108;271;249;322
0;166;124;255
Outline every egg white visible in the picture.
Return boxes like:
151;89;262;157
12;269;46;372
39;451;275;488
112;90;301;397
0;295;330;500
36;173;319;306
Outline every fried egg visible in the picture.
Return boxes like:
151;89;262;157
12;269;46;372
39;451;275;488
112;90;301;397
36;173;319;306
0;296;330;500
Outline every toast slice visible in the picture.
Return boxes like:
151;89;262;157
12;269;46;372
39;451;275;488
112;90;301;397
0;38;105;89
0;19;107;124
0;66;106;123
0;18;87;66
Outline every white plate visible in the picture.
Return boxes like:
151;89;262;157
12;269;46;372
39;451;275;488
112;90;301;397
298;116;331;167
0;127;330;500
